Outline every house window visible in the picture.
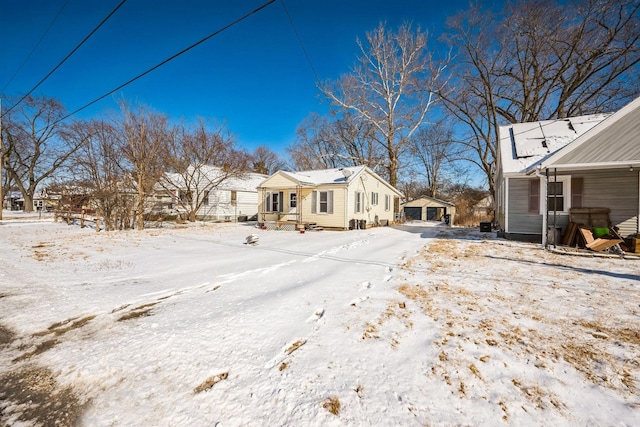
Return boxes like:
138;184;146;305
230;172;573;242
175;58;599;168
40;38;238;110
541;176;571;214
290;193;297;209
231;190;237;206
311;190;333;214
371;192;378;205
266;191;284;212
203;190;210;206
355;191;364;213
385;194;391;212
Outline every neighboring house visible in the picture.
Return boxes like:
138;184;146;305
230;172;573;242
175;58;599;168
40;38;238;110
401;196;456;224
257;165;403;230
155;166;267;221
471;195;494;217
495;96;640;244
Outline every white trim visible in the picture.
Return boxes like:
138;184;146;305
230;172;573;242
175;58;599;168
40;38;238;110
543;175;571;215
539;96;640;170
504;178;509;233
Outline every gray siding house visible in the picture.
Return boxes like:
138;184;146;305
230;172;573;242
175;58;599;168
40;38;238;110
495;96;640;244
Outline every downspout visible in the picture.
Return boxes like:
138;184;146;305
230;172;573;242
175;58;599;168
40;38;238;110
535;166;548;248
345;186;349;230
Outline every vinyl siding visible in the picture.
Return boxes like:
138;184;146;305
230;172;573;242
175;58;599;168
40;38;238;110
507;178;543;234
197;189;258;219
579;169;639;237
302;186;347;228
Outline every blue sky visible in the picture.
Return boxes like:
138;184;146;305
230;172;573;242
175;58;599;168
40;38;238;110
1;0;471;158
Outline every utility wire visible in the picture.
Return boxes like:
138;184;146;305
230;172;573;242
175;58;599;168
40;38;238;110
48;0;276;127
1;0;128;118
279;0;321;84
1;0;70;93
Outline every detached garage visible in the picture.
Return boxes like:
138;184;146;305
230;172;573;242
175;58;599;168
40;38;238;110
401;196;456;224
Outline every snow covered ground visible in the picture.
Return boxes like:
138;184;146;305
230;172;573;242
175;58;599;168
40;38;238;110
0;214;639;426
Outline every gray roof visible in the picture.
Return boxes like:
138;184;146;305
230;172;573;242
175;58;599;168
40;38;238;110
498;114;609;175
540;96;640;170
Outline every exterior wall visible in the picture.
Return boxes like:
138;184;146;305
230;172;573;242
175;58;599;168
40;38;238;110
578;169;639;238
197;189;258;220
301;186;348;229
506;177;544;234
346;172;398;226
505;169;639;239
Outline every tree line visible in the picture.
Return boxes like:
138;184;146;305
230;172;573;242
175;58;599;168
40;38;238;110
2;0;639;227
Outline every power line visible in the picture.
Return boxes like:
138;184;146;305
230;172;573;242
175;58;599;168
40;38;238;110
1;0;128;118
279;0;321;84
1;0;71;93
48;0;276;127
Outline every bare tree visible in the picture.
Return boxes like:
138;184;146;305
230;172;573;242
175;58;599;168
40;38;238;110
410;120;457;199
289;113;342;170
158;119;250;222
118;104;171;230
250;145;286;175
289;111;384;172
322;22;448;189
71;119;134;231
0;96;85;212
442;0;640;196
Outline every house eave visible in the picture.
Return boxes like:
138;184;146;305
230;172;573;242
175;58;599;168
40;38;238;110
538;161;640;172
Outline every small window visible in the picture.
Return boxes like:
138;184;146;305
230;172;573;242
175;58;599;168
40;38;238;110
355;192;364;213
545;176;570;213
371;192;378;206
384;194;391;212
312;190;333;214
290;193;297;209
547;181;564;212
231;190;237;206
203;190;210;206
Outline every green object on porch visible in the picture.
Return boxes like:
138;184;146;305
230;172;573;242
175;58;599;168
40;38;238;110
592;227;610;238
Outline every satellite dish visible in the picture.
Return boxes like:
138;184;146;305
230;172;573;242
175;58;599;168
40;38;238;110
341;168;352;179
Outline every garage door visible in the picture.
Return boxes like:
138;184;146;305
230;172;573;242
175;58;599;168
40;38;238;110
426;207;439;221
404;207;422;221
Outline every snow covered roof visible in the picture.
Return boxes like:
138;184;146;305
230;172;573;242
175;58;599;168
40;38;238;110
539;96;640;171
161;166;268;192
280;165;367;185
498;113;610;176
261;165;403;197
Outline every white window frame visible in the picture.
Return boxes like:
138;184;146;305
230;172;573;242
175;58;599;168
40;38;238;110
544;176;571;214
384;194;391;212
290;193;297;209
355;191;364;213
371;192;379;206
312;190;333;214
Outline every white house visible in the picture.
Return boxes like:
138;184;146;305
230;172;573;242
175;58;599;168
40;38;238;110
155;165;267;221
257;165;403;230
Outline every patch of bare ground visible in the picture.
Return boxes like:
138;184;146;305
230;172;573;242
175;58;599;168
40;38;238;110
360;299;412;347
0;365;86;426
322;395;341;416
34;315;97;337
0;324;16;346
193;372;228;394
12;339;59;362
511;378;565;410
117;302;158;321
